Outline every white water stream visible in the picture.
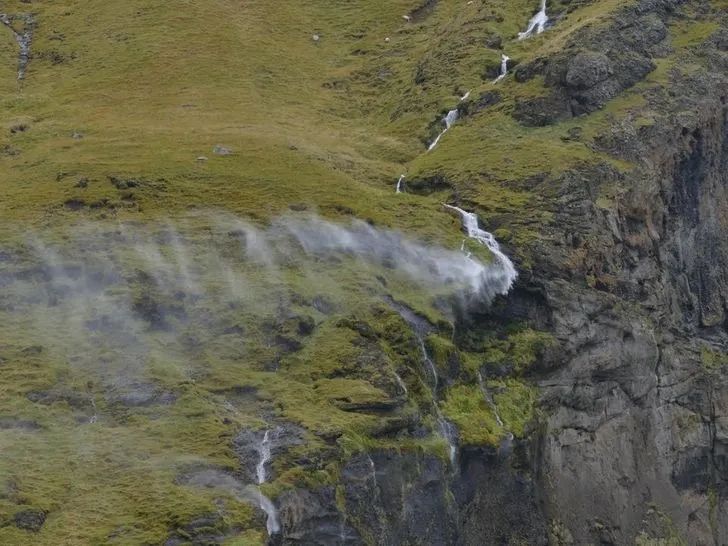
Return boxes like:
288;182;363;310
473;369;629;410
518;0;548;40
254;428;281;536
444;204;518;297
493;54;510;83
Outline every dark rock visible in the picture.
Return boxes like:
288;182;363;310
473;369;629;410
0;417;40;431
458;90;502;117
13;509;46;532
513;92;572;127
565;51;612;90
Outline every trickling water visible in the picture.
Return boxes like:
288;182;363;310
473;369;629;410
460;90;471;101
477;372;515;449
518;0;548;40
0;13;32;80
88;397;98;425
419;339;439;390
477;372;504;428
396;174;405;194
393;370;409;397
427;108;459;152
493;54;510;83
418;336;457;464
256;429;272;484
444;204;518;299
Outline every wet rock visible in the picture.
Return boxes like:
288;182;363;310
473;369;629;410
233;423;305;484
277;487;360;545
164;513;242;546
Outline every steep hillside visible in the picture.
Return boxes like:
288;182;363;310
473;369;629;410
1;0;728;544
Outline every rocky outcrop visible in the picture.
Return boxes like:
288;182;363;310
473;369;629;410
513;0;676;125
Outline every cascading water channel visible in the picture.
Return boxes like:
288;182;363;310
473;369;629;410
518;0;548;40
428;108;459;152
396;174;405;194
443;204;518;298
0;13;32;80
427;89;474;152
493;54;510;83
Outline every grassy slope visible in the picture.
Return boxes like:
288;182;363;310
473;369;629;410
0;0;723;543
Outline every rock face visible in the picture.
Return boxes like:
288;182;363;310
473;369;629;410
513;0;672;125
266;1;728;544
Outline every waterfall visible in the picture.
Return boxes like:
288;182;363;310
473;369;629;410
396;174;405;194
493;54;510;83
428;108;459;152
255;489;281;536
460;90;471;101
254;428;281;536
443;204;518;298
518;0;548;40
256;429;272;484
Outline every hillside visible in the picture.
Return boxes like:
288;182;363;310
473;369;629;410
1;0;728;544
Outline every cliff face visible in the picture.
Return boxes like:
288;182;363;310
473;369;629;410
2;0;728;544
271;2;728;544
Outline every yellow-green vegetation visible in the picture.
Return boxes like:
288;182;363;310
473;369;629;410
482;328;557;374
0;0;718;542
440;385;502;445
700;346;728;372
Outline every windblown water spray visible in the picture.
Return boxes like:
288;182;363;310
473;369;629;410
518;0;548;40
493;54;510;83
